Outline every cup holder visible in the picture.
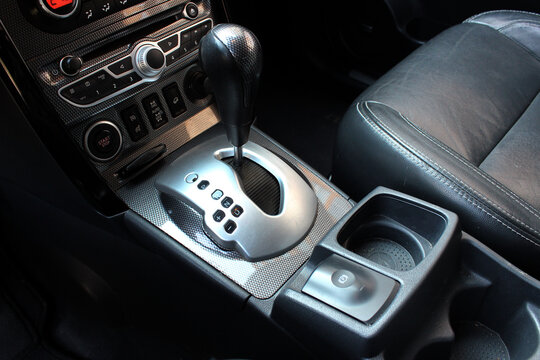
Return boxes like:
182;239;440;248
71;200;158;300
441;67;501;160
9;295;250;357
415;287;540;360
343;218;427;271
338;195;446;271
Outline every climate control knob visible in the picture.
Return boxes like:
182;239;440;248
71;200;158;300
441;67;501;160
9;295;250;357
135;44;165;78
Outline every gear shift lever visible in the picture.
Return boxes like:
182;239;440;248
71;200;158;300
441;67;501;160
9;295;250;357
199;24;262;166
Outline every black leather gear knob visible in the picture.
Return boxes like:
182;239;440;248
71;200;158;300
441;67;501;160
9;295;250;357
199;24;262;147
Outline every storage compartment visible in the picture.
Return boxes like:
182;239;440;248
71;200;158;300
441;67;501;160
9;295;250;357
273;188;540;359
414;239;540;360
338;194;447;271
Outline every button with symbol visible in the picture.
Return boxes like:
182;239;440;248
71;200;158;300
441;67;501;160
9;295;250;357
165;49;181;66
158;34;179;53
197;180;209;190
221;197;233;208
120;105;148;142
142;93;168;129
119;72;142;87
162;83;186;117
108;57;133;75
184;2;198;19
331;270;356;288
79;1;96;24
211;190;224;200
115;0;131;8
96;0;116;16
213;210;225;223
224;220;237;234
184;173;198;183
231;205;243;218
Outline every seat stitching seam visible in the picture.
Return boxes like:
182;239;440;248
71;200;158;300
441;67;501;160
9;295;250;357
363;101;540;236
499;21;540;31
364;101;540;220
466;10;540;23
355;102;540;248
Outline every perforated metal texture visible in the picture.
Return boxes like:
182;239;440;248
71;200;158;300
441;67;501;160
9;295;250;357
353;238;416;272
117;125;353;299
450;321;509;360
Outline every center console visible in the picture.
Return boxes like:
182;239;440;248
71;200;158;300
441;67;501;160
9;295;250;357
1;1;540;359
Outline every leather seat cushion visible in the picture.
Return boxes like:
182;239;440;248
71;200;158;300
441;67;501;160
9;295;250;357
333;11;540;276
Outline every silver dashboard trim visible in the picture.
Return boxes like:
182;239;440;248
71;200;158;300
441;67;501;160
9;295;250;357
155;135;319;261
116;124;354;299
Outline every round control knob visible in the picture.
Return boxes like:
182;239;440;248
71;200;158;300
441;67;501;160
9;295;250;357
38;0;80;19
59;55;82;76
135;45;165;78
183;2;199;19
84;120;123;162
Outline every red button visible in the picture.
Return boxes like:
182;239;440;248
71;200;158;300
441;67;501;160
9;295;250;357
46;0;73;10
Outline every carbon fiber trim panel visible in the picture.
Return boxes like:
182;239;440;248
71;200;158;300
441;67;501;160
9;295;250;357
116;124;353;299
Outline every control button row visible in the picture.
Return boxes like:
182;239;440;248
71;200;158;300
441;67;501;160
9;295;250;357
60;70;141;105
120;105;147;142
59;21;211;107
117;82;184;142
166;20;212;66
79;0;146;26
213;210;238;234
187;175;242;234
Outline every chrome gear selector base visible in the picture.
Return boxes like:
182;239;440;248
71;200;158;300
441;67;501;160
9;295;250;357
155;135;318;261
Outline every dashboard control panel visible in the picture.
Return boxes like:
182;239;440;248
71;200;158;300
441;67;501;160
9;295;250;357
58;19;212;107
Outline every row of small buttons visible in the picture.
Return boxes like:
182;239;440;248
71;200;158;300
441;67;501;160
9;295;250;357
119;82;186;142
59;19;212;107
162;20;212;66
186;174;243;234
79;0;146;26
60;70;141;105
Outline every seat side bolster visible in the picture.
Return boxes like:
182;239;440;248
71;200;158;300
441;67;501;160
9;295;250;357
333;100;540;273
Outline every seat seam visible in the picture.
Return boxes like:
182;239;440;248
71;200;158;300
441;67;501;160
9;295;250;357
466;20;540;62
364;101;540;234
362;101;540;237
354;102;540;249
466;10;540;23
357;103;540;247
499;21;540;32
363;101;540;221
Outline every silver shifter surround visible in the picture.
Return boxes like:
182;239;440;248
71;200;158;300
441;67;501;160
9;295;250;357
155;135;318;261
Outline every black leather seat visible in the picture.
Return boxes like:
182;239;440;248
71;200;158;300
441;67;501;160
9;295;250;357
333;10;540;276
